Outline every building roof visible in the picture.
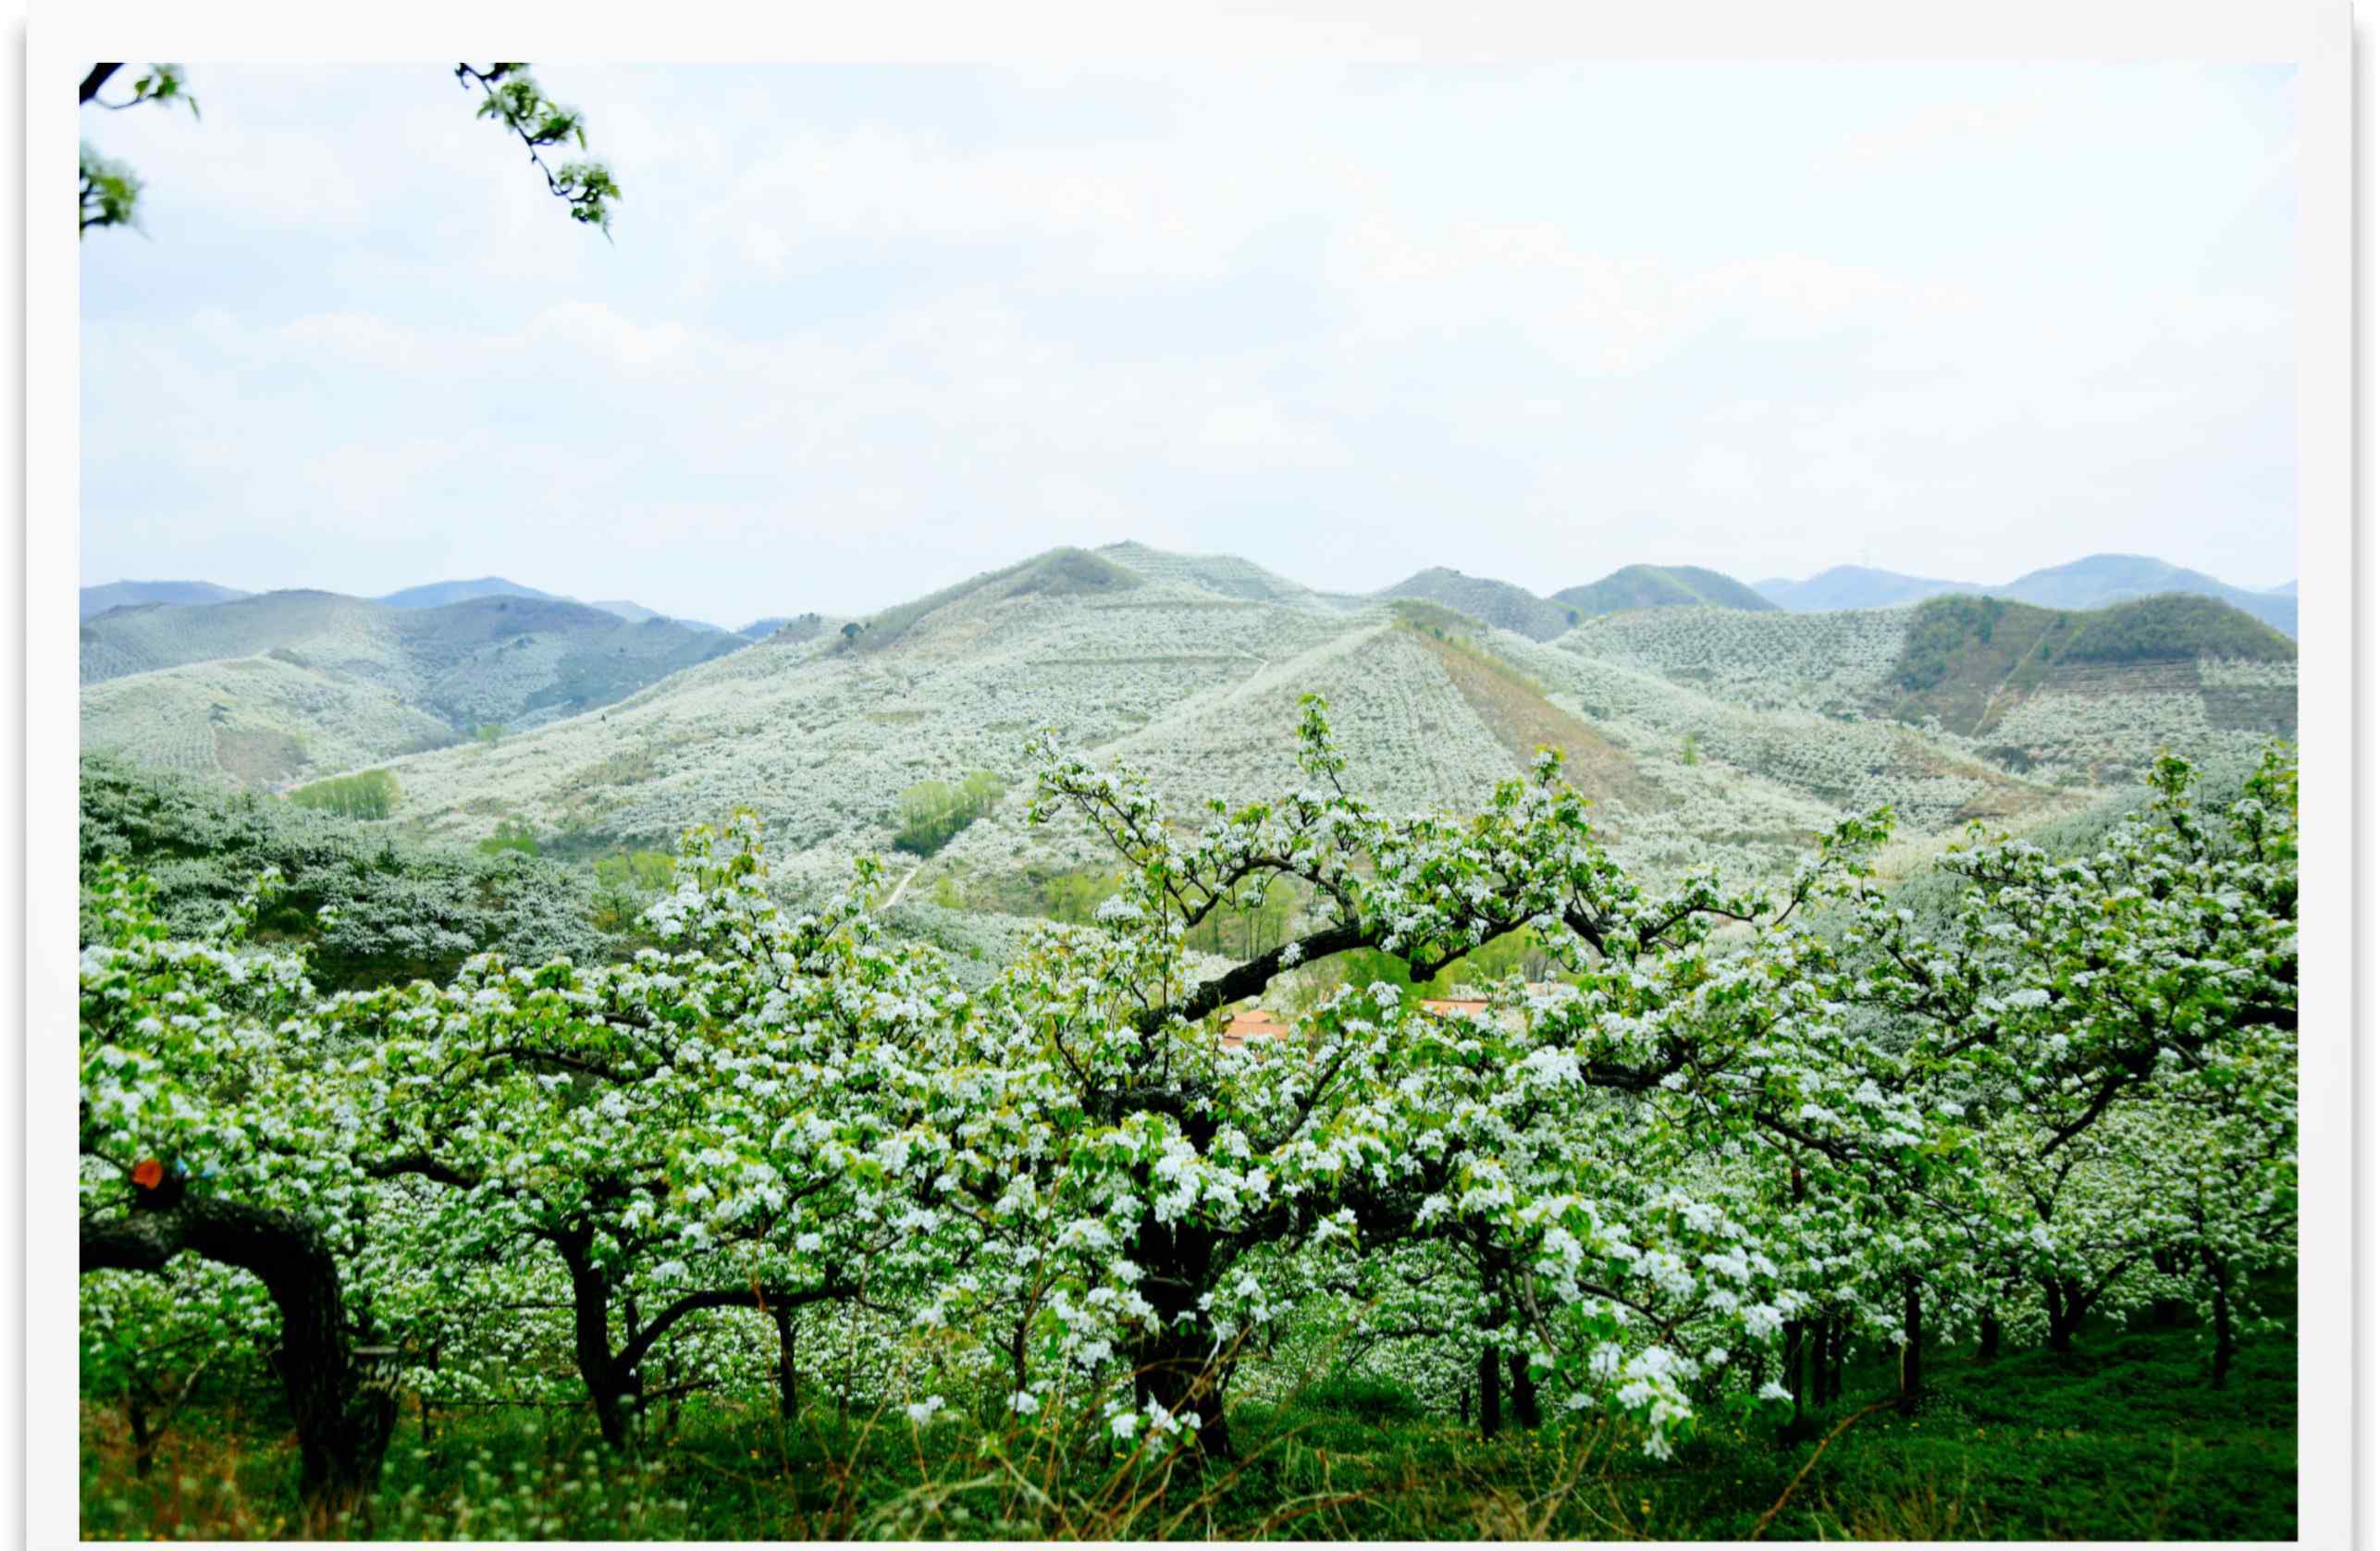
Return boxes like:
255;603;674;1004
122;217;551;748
1222;1008;1291;1047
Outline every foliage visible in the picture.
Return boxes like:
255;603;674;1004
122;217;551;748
78;65;195;235
74;690;2295;1530
476;818;542;858
76;1298;2294;1540
456;65;623;234
1039;865;1126;924
892;771;1004;857
80;754;617;989
1892;592;2290;731
81;63;616;242
79;144;143;234
590;849;677;932
287;769;400;821
2061;594;2296;666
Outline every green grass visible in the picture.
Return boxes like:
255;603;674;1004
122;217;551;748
79;1315;2293;1541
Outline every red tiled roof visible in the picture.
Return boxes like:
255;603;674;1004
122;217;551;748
1222;1009;1290;1046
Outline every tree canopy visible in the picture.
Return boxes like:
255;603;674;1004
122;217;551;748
77;699;2297;1517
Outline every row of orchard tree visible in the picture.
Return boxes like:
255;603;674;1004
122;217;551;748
78;698;2298;1524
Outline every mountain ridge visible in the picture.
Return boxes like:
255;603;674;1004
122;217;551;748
1757;553;2296;638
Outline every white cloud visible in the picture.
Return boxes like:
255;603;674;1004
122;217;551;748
79;63;2298;617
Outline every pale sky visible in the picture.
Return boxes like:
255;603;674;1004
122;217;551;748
80;62;2298;623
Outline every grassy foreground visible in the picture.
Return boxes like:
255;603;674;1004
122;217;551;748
80;1320;2294;1541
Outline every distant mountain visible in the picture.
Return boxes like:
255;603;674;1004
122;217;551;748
357;539;2291;908
1552;564;1778;620
1756;554;2298;640
376;577;564;609
1377;568;1576;641
735;614;831;644
80;580;251;619
82;540;2304;917
590;599;727;634
1754;566;1974;612
79;587;749;789
1992;555;2295;639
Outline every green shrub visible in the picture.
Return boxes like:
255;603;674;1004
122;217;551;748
477;818;541;858
80;755;613;989
892;770;1004;857
286;769;398;819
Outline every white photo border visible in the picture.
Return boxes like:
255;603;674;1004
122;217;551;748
26;4;2352;1546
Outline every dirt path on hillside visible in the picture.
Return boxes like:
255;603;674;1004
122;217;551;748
884;863;924;908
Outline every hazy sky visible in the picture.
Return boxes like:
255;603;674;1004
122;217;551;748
80;62;2297;624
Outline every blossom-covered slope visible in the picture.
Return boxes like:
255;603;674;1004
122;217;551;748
345;545;2121;896
81;543;2297;897
78;590;752;787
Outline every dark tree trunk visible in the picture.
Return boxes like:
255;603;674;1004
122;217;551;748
1476;1344;1503;1440
1978;1311;2001;1362
554;1232;637;1447
1897;1276;1923;1417
2203;1251;2236;1389
1131;1322;1231;1458
418;1340;441;1452
1129;1215;1232;1458
81;1197;397;1524
2042;1277;2090;1353
126;1388;155;1479
775;1303;802;1420
1826;1317;1847;1403
1506;1350;1541;1430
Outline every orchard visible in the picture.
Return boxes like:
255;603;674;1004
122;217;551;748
78;699;2298;1535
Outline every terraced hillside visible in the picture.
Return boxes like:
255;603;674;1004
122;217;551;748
80;544;2298;904
1554;591;2297;788
78;590;749;788
1096;541;1366;611
81;591;393;683
1551;563;1778;618
344;545;2129;903
1378;567;1578;640
80;655;457;788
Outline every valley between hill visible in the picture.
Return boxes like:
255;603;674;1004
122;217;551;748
80;542;2295;930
